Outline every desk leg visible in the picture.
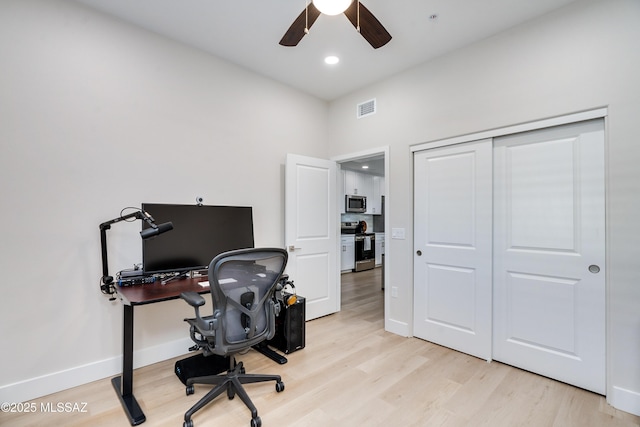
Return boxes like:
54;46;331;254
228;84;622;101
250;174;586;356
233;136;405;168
112;303;146;425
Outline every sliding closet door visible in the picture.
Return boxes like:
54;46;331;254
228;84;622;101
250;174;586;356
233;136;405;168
413;140;493;360
493;120;605;394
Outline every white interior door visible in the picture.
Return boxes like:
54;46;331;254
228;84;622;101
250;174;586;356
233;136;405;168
493;120;606;394
413;139;493;360
285;154;339;321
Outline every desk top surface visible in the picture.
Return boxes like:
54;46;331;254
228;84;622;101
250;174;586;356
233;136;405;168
115;277;210;306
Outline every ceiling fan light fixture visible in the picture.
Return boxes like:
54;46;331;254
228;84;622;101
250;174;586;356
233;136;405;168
312;0;353;16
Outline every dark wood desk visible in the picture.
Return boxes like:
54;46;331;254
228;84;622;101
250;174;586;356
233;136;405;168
112;278;210;425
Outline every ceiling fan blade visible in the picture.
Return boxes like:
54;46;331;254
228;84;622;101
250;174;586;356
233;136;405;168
279;3;322;47
344;1;392;49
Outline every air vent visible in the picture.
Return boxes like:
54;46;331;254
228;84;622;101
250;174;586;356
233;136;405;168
357;98;376;118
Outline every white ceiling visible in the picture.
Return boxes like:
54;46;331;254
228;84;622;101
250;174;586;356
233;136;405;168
73;0;580;101
341;156;385;176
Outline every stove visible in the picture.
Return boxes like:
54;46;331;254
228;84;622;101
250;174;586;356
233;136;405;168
354;232;375;272
341;222;375;272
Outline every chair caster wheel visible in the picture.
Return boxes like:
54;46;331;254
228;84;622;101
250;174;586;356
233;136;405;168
186;385;194;396
275;381;285;392
183;420;194;427
251;416;262;427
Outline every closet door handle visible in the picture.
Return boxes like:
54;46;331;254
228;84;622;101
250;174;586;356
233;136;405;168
416;250;422;256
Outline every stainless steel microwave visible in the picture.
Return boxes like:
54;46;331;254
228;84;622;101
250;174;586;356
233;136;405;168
345;195;367;213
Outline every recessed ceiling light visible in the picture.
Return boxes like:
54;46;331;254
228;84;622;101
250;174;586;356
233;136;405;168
361;165;369;169
324;55;340;65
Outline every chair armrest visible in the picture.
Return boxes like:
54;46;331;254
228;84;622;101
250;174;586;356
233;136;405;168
181;291;205;307
181;291;216;334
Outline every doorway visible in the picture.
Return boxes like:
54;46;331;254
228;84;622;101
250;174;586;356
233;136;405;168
336;150;388;320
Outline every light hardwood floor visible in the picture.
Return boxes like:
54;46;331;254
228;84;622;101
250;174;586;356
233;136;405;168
2;268;638;426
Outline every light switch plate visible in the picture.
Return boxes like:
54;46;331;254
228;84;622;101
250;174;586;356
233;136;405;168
391;228;405;239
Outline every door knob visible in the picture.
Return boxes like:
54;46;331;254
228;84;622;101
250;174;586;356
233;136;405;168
416;250;422;256
588;264;600;274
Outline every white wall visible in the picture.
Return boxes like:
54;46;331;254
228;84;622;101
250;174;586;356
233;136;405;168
327;0;640;415
0;0;328;402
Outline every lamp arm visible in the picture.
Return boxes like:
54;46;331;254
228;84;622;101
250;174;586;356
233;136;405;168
99;211;145;297
98;209;172;298
99;211;145;231
100;226;112;294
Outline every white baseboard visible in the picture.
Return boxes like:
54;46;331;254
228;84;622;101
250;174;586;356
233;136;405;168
0;337;194;404
385;318;410;337
609;386;640;416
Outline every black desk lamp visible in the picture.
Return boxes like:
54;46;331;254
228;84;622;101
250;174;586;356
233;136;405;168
99;208;173;298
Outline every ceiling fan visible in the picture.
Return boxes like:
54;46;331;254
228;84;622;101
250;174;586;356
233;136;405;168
279;0;392;49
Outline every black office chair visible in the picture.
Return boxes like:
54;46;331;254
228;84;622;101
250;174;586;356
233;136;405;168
179;248;288;427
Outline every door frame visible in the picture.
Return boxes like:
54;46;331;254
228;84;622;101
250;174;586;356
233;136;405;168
410;107;610;395
331;146;391;330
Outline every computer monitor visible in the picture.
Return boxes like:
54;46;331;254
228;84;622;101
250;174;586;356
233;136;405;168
141;203;254;275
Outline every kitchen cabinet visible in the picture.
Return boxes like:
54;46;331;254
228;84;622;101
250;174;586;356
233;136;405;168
375;233;384;266
370;176;385;215
341;235;355;272
343;170;384;215
344;170;358;196
343;170;373;198
340;170;346;213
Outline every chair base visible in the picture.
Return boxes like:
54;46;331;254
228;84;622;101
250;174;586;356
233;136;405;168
183;359;284;427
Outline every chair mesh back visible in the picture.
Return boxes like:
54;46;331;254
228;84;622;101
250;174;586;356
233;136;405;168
208;248;287;352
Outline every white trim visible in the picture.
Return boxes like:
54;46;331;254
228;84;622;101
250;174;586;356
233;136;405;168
385;318;410;337
0;337;193;404
331;146;388;163
411;107;608;152
609;386;640;416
